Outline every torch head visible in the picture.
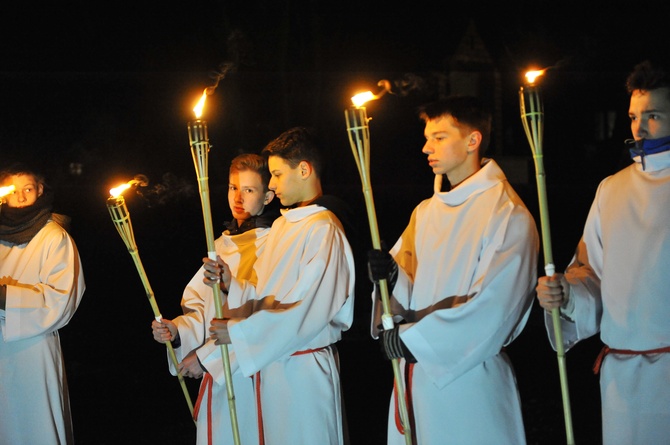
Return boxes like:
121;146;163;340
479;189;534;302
345;106;371;160
188;114;210;180
519;68;546;121
106;194;129;227
345;106;370;133
519;73;545;156
189;87;211;147
107;180;144;249
106;193;138;251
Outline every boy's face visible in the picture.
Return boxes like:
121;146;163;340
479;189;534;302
629;87;670;141
267;156;305;207
228;170;271;222
1;174;43;208
422;115;478;185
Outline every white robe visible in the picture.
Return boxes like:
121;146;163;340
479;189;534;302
546;150;670;445
225;204;355;445
0;220;85;445
375;159;539;445
171;227;270;445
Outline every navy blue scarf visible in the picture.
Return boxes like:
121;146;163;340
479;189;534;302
627;134;670;169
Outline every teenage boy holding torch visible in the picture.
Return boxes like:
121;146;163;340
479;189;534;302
152;153;278;445
536;58;670;445
0;162;85;445
368;96;539;444
204;127;355;445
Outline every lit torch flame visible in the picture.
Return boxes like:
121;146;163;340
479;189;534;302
193;89;208;119
351;79;392;108
0;185;16;199
525;69;546;86
109;177;147;198
351;91;376;108
110;183;131;198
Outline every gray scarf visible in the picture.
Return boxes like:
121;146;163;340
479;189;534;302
0;191;54;245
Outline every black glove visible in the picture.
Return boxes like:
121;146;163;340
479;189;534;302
379;325;416;363
367;248;398;290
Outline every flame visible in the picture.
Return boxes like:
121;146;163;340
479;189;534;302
109;175;148;198
110;178;144;198
351;91;375;107
525;69;546;86
193;89;208;119
0;184;15;198
110;183;131;198
351;79;392;108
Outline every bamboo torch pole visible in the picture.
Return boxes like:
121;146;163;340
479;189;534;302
345;80;413;445
106;183;195;422
188;89;241;445
519;69;575;445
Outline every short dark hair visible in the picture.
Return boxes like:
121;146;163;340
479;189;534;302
261;127;323;178
230;153;271;192
0;162;46;186
418;96;492;152
626;59;670;95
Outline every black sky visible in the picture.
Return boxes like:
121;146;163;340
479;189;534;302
1;1;654;72
1;0;666;193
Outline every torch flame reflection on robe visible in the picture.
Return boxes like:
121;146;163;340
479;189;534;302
520;69;575;445
345;80;414;445
106;180;195;421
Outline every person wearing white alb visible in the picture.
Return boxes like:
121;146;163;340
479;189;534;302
536;58;670;445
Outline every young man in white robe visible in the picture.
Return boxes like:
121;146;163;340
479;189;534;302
368;96;539;444
0;163;86;445
205;127;355;445
152;153;278;445
536;58;670;445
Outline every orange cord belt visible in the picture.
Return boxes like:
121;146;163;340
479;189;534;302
193;371;262;445
593;345;670;374
193;372;214;445
192;345;332;445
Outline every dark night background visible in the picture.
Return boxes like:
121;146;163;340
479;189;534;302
2;1;665;444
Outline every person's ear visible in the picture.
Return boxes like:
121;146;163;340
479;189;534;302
264;190;275;205
37;183;44;197
467;131;482;153
299;161;312;178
